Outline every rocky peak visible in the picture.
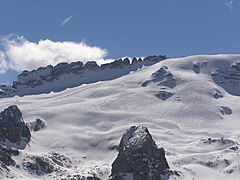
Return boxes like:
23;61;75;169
0;105;31;149
110;126;169;180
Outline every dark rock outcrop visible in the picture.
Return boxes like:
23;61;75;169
155;91;174;101
0;85;16;97
141;66;176;89
23;155;55;175
201;137;235;146
0;105;31;148
192;61;208;74
213;90;223;99
0;145;19;169
23;152;72;176
110;126;169;180
219;106;232;115
192;62;200;74
0;144;20;176
28;118;46;132
211;62;240;96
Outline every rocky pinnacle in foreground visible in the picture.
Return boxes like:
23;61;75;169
110;126;169;180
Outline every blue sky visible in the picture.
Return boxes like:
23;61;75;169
0;0;239;84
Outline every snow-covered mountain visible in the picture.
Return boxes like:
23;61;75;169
1;54;240;179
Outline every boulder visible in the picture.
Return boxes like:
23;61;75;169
110;126;169;180
0;105;31;149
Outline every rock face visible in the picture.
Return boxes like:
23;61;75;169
211;62;240;96
110;126;169;180
0;105;31;148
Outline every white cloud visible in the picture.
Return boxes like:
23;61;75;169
61;14;76;26
1;35;108;72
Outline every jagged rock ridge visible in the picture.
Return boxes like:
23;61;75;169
0;55;166;97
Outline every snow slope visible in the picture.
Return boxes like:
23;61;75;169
1;54;240;179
